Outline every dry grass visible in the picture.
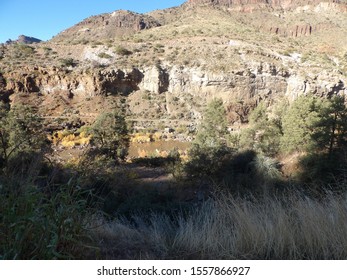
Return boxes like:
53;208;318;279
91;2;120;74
92;191;347;259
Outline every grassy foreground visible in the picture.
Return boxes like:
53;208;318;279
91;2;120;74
92;191;347;260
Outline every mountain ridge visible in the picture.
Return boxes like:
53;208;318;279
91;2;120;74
51;10;161;42
5;35;42;45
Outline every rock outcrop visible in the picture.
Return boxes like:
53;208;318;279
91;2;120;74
1;67;145;97
268;23;332;37
6;35;42;45
52;10;161;42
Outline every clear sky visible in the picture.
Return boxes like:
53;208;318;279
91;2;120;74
0;0;186;43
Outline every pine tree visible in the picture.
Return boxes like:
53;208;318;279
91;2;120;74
281;94;324;153
312;95;347;156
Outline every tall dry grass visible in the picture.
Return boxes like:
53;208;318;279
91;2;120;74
92;191;347;259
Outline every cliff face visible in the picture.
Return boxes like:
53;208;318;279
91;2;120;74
1;67;143;97
1;62;345;109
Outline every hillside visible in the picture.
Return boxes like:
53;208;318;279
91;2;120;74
0;0;346;132
2;0;347;261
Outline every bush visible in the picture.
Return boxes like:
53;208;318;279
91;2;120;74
13;44;35;57
59;58;77;67
185;144;232;178
114;46;132;56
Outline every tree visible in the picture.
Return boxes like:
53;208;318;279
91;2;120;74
312;96;347;156
0;103;45;170
239;101;282;156
89;110;129;162
281;94;325;153
194;98;228;148
186;99;231;177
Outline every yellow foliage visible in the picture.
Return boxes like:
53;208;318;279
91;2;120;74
152;132;163;142
61;140;76;148
52;130;91;147
64;134;76;142
130;133;153;143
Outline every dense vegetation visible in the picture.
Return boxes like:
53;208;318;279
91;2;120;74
1;94;347;259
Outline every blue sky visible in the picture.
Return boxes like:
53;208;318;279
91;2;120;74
0;0;186;43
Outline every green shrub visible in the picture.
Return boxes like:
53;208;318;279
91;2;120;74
239;101;282;156
114;46;132;56
42;46;52;52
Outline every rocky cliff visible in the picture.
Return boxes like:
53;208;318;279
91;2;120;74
52;10;161;42
1;60;345;119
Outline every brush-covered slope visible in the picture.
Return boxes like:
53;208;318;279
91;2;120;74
0;0;346;131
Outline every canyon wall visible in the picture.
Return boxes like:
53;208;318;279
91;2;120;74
1;63;345;105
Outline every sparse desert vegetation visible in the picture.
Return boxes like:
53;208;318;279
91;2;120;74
2;95;347;260
1;0;347;260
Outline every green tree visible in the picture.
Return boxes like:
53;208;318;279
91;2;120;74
187;99;231;177
281;94;325;153
194;98;228;148
312;96;347;156
0;103;45;170
239;101;282;156
89;110;129;162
